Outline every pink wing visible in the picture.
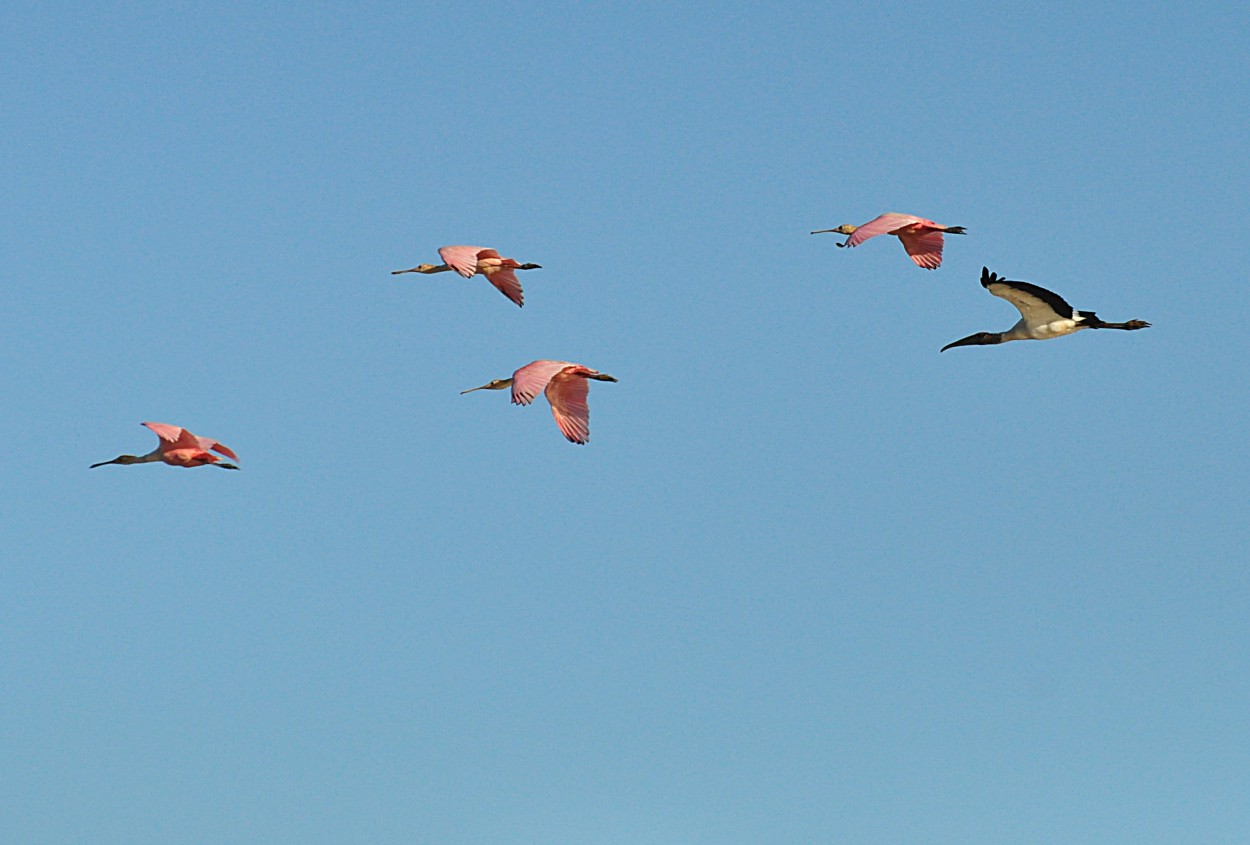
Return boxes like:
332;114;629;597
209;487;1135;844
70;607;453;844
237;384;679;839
142;421;186;444
474;249;524;304
483;267;524;306
844;213;923;248
438;245;485;278
545;371;591;444
196;436;239;461
144;422;203;456
511;360;575;405
897;228;946;269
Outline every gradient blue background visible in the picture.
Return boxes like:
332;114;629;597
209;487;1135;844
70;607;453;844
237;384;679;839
4;3;1248;843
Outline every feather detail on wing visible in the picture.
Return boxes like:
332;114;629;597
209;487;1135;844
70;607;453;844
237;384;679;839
201;439;239;461
142;422;185;444
510;360;574;405
482;267;524;306
844;213;922;247
545;372;591;444
981;268;1075;322
438;246;485;278
898;228;946;269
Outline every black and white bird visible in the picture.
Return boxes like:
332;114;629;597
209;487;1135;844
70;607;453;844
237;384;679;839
941;267;1151;352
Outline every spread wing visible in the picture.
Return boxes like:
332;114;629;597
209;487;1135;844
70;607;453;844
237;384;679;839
510;360;574;405
197;437;239;461
142;421;190;446
844;212;922;247
981;267;1074;323
438;245;485;278
480;265;524;306
897;228;946;269
545;371;591;444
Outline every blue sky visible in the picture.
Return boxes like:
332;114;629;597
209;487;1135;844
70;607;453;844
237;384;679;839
3;2;1248;843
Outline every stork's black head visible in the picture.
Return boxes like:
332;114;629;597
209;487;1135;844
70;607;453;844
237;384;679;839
940;331;1003;352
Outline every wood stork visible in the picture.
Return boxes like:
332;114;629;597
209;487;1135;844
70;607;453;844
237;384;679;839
941;267;1151;352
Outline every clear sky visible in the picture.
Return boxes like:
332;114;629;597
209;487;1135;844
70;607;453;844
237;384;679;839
3;2;1248;843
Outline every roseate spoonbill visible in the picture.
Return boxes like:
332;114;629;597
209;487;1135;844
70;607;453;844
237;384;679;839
392;245;540;307
461;360;618;444
811;212;966;269
91;422;240;469
941;267;1151;351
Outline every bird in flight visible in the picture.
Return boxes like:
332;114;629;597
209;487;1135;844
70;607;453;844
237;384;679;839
941;267;1151;351
91;422;240;469
462;360;618;444
811;212;966;269
392;245;540;307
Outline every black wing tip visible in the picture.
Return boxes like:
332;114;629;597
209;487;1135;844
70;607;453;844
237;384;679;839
981;266;1026;290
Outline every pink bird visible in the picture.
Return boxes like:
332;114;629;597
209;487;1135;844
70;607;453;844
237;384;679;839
461;360;618;444
91;422;240;470
392;245;541;307
811;212;966;269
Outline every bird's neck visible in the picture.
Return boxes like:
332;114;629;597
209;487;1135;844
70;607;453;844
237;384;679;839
117;450;164;465
1002;322;1031;343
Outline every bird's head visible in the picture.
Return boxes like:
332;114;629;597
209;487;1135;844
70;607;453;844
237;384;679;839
586;372;618;383
89;454;142;468
940;332;1003;352
810;224;858;236
461;378;515;394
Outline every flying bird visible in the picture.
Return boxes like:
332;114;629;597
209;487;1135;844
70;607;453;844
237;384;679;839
461;360;618;444
392;245;540;307
811;212;966;269
91;422;240;470
941;267;1151;351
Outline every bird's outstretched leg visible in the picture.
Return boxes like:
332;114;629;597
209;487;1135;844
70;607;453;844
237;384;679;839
215;462;241;470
